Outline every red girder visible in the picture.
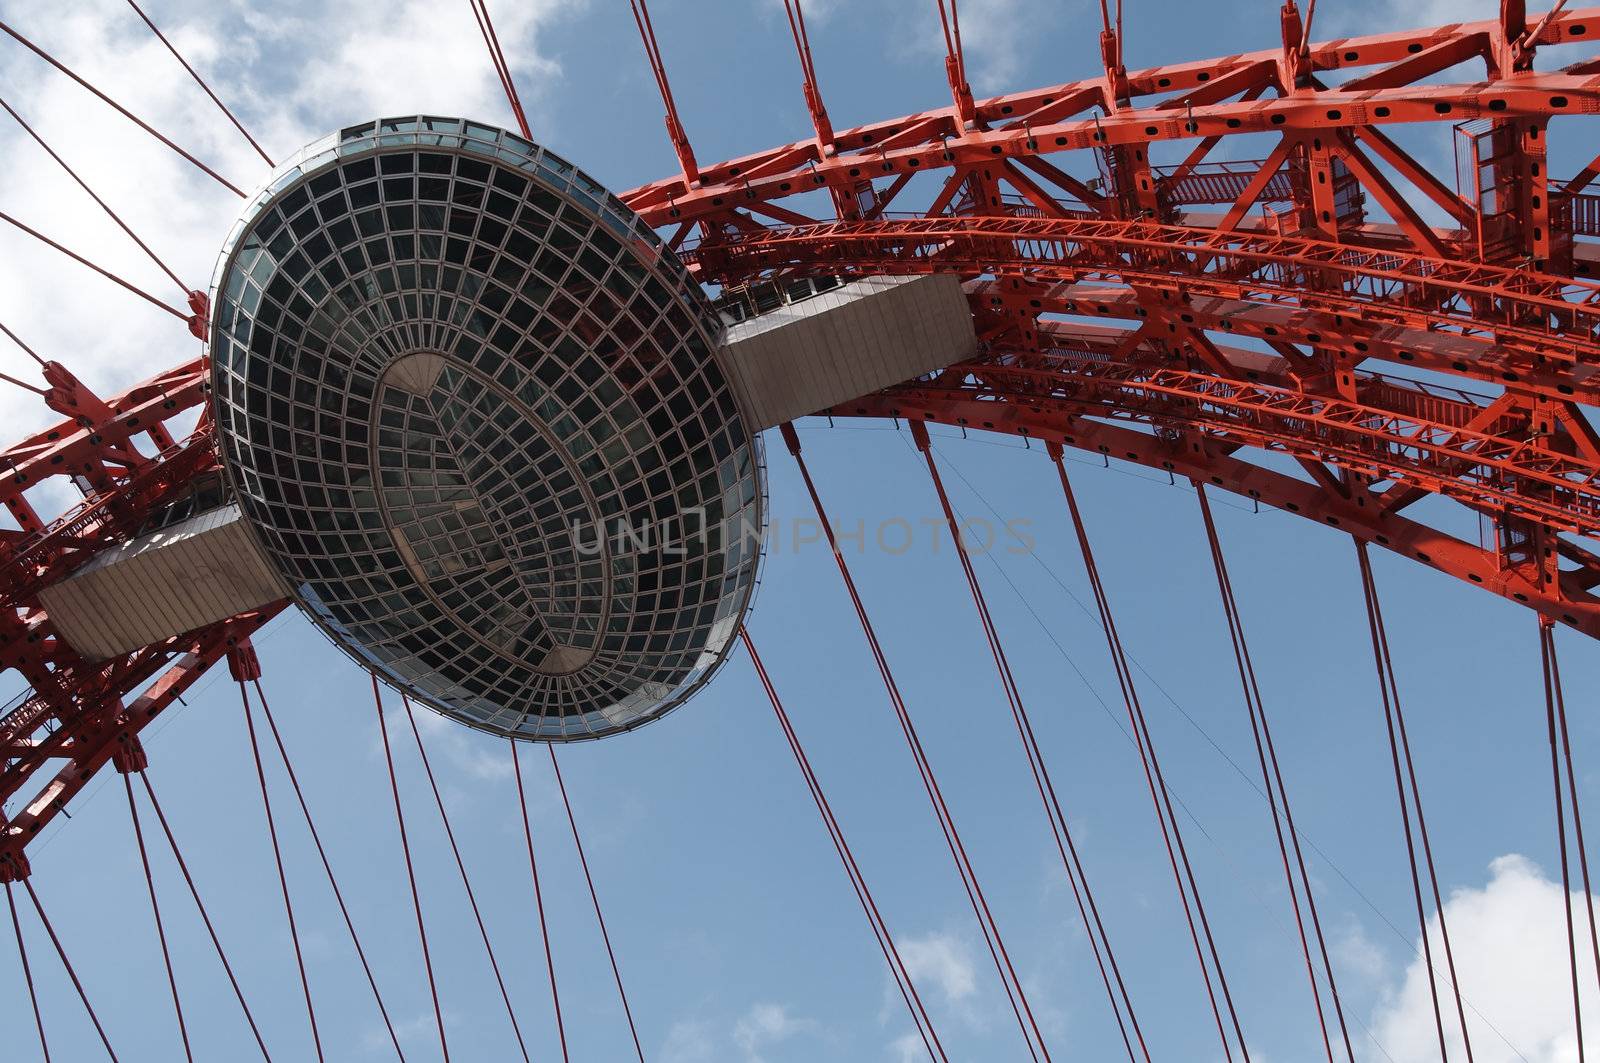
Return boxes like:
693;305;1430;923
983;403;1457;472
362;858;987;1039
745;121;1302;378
958;339;1600;539
687;216;1600;376
829;387;1600;636
0;609;281;881
621;9;1600;228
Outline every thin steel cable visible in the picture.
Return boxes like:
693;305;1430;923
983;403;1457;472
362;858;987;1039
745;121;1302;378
1542;620;1586;1062
0;368;47;395
0;94;188;294
1051;449;1249;1062
1544;622;1600;1002
138;771;274;1061
1196;484;1353;1062
253;680;408;1061
512;740;569;1063
238;680;324;1062
0;210;189;320
0;318;48;365
22;877;119;1060
0;20;244;196
918;427;1513;1063
785;425;1052;1062
919;436;1146;1062
1355;541;1475;1062
741;627;948;1063
548;745;647;1063
467;0;530;139
121;0;273;166
7;880;52;1062
374;677;451;1063
122;772;193;1062
400;695;532;1063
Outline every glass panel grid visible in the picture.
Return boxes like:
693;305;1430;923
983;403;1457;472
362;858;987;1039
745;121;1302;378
210;120;763;741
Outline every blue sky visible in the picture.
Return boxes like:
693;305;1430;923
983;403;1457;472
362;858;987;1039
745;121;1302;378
3;1;1600;1060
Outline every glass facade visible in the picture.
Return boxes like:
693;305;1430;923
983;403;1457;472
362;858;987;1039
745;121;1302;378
209;117;763;740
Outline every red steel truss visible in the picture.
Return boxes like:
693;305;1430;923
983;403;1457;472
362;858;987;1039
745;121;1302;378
8;3;1600;873
621;3;1600;638
0;358;285;879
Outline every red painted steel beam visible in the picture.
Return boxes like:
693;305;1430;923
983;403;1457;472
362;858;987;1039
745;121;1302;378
621;9;1600;226
827;395;1600;637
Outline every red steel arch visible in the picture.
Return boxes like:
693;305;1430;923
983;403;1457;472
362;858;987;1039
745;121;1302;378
7;2;1600;875
620;4;1600;638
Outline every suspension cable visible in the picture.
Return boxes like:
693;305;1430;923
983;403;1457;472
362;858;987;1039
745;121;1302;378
548;745;647;1063
782;422;1053;1062
914;425;1145;1062
1;95;189;295
1540;615;1600;1061
253;679;408;1061
1353;541;1474;1062
374;677;451;1063
7;880;52;1062
401;695;532;1063
21;877;120;1060
121;0;273;166
627;0;699;182
467;0;531;139
122;772;194;1062
1048;442;1249;1062
1548;618;1600;996
238;680;325;1062
742;626;948;1062
0;20;244;197
138;771;275;1061
512;740;569;1063
0;210;190;321
0;369;47;396
0;319;48;366
781;0;834;145
1195;484;1352;1062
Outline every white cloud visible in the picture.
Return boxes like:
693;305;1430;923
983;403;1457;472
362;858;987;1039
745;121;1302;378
900;930;979;1005
1371;854;1600;1062
0;0;579;525
733;1002;815;1062
660;1018;718;1063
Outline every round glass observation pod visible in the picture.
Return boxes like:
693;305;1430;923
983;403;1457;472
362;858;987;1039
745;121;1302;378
208;117;764;740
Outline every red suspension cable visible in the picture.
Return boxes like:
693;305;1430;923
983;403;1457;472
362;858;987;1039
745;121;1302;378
548;745;647;1063
253;681;409;1062
914;425;1145;1062
374;678;451;1063
1195;484;1353;1062
401;695;533;1063
1048;443;1250;1062
512;740;569;1063
742;626;948;1063
122;772;194;1062
0;20;244;197
467;0;531;139
138;771;275;1061
0;210;191;321
7;880;52;1063
628;0;699;183
782;422;1053;1063
121;0;274;166
21;877;120;1060
1549;619;1600;998
1540;616;1600;1062
1353;541;1474;1062
238;680;325;1062
781;0;834;145
1;94;189;295
0;319;48;366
